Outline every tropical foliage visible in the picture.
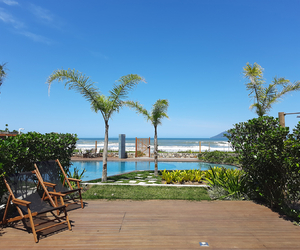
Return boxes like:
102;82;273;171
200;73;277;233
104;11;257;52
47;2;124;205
47;69;145;181
226;116;300;210
198;151;239;165
204;166;247;200
66;167;86;189
0;62;7;91
126;99;169;176
161;169;205;184
243;62;300;116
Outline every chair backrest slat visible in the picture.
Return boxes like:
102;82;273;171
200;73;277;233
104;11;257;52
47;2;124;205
34;160;71;192
5;171;54;214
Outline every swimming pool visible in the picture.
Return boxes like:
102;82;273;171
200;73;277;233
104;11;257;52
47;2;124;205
70;161;237;181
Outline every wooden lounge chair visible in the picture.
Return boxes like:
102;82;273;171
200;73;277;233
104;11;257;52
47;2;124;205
1;171;72;243
34;159;84;209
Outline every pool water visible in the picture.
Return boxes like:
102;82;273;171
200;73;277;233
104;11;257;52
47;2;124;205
70;161;237;181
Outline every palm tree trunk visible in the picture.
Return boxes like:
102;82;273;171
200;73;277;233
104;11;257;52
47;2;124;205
102;120;109;182
154;125;158;176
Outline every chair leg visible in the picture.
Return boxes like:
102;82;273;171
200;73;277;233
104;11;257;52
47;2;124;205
1;195;12;224
79;191;84;209
64;207;72;231
27;206;38;243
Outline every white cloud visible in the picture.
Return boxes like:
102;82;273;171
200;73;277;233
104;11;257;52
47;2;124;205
0;0;19;6
0;5;54;45
0;7;24;28
18;30;52;45
29;4;53;22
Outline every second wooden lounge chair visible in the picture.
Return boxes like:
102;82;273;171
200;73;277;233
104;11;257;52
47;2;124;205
34;159;84;209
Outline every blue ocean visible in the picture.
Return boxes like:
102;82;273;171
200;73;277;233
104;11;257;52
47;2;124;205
76;138;232;153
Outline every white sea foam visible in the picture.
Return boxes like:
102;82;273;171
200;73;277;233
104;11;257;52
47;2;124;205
76;139;233;152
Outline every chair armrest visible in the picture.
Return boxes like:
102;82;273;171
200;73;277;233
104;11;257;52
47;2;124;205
43;182;57;187
68;177;81;182
48;191;66;197
12;198;31;206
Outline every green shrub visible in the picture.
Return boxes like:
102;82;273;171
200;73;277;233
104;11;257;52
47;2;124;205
226;116;300;209
205;166;247;200
0;132;78;201
198;151;239;166
161;169;205;184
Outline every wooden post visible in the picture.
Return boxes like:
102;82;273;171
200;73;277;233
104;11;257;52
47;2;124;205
95;141;97;154
148;137;150;157
135;137;137;158
278;112;285;127
199;141;201;153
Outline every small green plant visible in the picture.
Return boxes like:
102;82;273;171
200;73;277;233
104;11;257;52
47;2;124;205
204;166;247;200
162;169;174;184
194;170;205;182
66;167;86;189
161;169;205;184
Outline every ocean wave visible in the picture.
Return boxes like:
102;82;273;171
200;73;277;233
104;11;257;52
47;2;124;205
76;138;233;152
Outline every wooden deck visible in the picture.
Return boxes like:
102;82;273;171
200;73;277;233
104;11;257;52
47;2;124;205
1;200;300;249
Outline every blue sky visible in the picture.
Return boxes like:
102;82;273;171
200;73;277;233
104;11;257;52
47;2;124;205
0;0;299;138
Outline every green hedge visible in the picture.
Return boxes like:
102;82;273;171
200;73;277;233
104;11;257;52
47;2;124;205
0;132;78;201
226;117;300;210
198;151;240;166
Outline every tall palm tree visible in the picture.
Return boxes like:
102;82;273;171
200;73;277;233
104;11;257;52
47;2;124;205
126;99;169;176
47;69;145;181
243;62;300;117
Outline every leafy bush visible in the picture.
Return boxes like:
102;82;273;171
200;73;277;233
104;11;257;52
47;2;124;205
0;132;78;201
204;166;247;200
198;151;239;166
226;116;300;209
161;169;205;184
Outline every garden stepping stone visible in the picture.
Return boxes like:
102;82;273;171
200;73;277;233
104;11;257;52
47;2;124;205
138;182;146;185
129;180;137;183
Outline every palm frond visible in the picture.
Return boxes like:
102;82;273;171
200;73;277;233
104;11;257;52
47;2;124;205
243;62;264;89
125;101;151;120
107;74;145;118
47;69;101;112
151;99;169;126
276;80;300;98
0;62;7;87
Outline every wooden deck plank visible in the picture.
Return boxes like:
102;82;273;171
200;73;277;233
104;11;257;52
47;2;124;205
1;200;300;249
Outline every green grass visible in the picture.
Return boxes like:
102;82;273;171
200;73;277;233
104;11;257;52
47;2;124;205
87;170;163;184
82;185;211;201
82;170;211;201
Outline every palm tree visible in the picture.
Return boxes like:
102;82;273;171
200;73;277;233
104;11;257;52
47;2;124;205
126;99;169;176
47;68;145;181
243;62;300;117
0;63;7;92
